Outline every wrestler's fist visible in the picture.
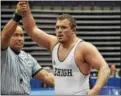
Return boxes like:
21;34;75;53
16;1;28;16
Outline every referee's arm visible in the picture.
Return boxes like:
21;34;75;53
1;19;18;50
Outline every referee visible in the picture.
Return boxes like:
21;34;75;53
1;10;54;95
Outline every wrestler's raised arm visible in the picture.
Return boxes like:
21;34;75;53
16;1;57;52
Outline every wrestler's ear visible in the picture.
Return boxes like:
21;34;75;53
72;28;76;34
71;32;74;34
73;27;76;31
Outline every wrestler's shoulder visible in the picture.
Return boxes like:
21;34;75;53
79;41;95;47
78;41;97;52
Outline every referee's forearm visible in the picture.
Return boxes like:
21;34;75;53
1;19;18;50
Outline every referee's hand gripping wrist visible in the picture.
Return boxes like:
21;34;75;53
12;12;22;22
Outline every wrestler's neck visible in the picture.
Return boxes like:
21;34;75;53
61;34;78;49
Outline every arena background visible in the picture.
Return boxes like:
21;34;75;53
1;1;121;95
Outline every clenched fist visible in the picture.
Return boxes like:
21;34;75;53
16;1;28;16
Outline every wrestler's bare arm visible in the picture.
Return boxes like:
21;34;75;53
82;42;110;95
17;2;57;52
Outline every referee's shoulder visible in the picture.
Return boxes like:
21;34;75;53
21;50;31;56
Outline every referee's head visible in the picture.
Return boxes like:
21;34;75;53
9;25;24;53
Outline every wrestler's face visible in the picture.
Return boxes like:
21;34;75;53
56;19;73;43
9;26;24;52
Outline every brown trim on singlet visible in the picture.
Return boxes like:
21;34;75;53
76;63;90;76
51;41;59;53
74;41;90;76
57;42;78;62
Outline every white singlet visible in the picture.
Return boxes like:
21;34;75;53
52;39;90;95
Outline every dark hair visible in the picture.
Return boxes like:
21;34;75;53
57;14;76;32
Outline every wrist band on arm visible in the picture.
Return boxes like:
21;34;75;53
12;13;22;22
